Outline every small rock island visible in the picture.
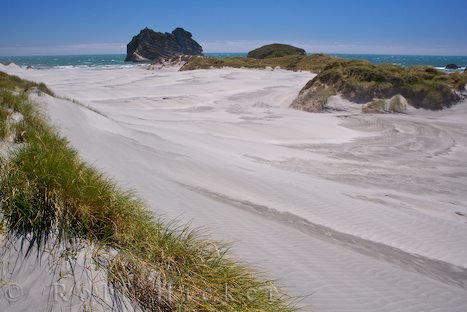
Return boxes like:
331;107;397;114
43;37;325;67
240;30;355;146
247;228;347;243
247;43;305;59
125;27;203;62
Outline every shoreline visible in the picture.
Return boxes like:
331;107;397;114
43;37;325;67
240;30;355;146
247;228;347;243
1;52;467;70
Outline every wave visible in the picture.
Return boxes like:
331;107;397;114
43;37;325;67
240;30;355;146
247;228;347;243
0;62;144;71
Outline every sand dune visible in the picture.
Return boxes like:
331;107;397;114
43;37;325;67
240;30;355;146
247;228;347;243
1;64;467;311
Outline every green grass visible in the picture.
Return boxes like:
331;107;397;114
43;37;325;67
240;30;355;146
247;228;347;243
0;105;9;139
180;53;339;73
0;90;32;142
0;71;54;96
0;71;297;311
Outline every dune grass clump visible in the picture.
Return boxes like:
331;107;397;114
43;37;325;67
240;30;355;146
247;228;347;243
0;72;296;311
292;60;466;111
0;90;32;142
0;105;9;139
0;71;54;96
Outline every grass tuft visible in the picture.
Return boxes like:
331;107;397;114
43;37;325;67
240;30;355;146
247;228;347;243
0;71;54;96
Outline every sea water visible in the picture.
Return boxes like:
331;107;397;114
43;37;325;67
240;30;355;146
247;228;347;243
1;53;466;70
0;54;130;69
329;54;467;70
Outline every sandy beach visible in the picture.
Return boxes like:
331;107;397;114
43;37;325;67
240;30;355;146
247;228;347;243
1;63;467;311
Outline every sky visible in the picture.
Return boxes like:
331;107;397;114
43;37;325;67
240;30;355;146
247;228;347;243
1;0;467;56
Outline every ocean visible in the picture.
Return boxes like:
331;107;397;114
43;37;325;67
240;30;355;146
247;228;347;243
330;54;467;70
1;53;466;70
0;54;130;69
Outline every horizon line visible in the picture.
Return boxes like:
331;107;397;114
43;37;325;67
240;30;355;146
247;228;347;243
2;52;467;58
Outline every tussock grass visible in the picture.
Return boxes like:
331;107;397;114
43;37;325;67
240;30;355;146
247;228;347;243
0;105;9;139
0;90;32;142
0;71;54;96
0;72;297;311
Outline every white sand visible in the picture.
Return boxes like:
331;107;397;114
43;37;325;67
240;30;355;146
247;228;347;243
1;63;467;311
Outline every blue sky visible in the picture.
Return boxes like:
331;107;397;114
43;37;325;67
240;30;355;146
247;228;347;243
1;0;466;56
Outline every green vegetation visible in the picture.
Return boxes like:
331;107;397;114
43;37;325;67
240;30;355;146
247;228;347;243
293;60;467;111
0;90;30;142
0;72;296;311
0;109;7;139
181;53;338;72
247;43;306;59
0;71;54;96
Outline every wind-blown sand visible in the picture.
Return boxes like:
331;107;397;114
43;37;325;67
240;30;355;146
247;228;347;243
1;64;467;311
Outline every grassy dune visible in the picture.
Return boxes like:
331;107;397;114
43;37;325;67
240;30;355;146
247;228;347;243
180;53;336;73
0;72;296;311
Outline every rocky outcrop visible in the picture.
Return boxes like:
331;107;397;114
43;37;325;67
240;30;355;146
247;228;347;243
247;44;305;59
125;27;203;62
290;81;335;112
445;64;459;69
362;95;408;113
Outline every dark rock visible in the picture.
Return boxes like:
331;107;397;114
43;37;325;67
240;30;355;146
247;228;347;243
445;64;459;69
247;43;305;59
125;27;203;62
